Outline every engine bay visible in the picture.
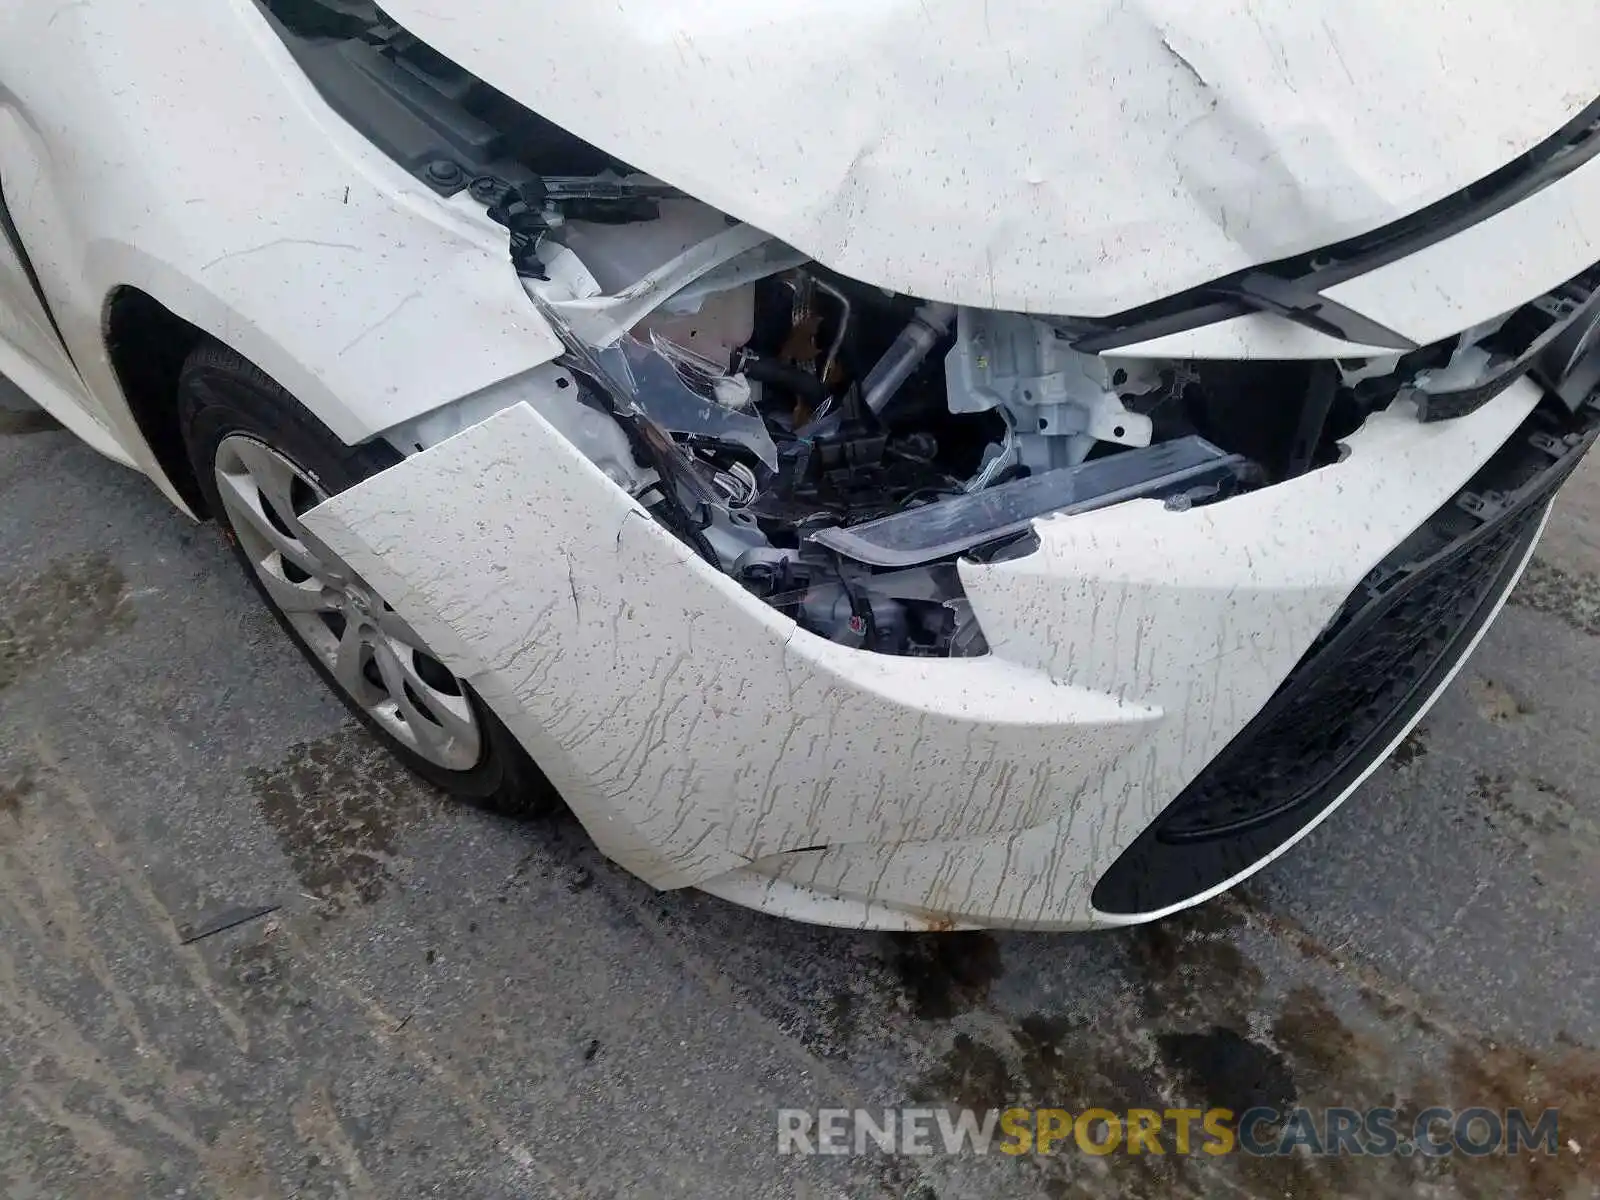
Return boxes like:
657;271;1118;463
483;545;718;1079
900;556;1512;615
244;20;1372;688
495;189;1276;657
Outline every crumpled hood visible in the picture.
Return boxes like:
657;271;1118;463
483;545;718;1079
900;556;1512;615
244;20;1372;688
385;0;1600;316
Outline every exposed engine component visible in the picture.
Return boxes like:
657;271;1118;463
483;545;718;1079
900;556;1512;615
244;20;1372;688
862;302;956;417
405;184;1586;658
403;179;1600;658
490;198;1276;656
808;436;1250;569
946;308;1162;473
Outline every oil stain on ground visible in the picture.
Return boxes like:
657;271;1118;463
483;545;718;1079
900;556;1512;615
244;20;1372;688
0;409;64;437
890;931;1005;1020
1156;1026;1296;1113
901;897;1598;1199
0;553;132;690
0;765;34;819
1511;556;1600;636
1388;725;1429;769
250;729;442;913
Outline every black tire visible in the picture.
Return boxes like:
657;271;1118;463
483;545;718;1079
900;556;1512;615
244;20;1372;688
177;339;556;817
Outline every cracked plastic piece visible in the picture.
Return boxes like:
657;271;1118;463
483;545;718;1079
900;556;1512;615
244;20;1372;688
378;364;651;495
1411;279;1600;421
539;221;805;351
591;333;778;472
810;436;1245;568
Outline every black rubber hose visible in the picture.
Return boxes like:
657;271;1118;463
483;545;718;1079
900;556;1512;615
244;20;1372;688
742;356;829;408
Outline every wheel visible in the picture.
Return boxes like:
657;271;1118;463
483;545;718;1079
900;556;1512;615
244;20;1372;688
177;339;555;816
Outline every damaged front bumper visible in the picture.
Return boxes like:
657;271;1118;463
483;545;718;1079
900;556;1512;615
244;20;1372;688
302;366;1587;930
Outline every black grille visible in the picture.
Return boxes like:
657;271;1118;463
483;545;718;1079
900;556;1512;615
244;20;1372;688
1092;399;1600;916
1160;494;1545;842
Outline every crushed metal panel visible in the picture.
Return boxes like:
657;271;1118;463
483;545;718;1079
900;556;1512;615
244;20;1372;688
383;0;1600;314
1323;152;1600;347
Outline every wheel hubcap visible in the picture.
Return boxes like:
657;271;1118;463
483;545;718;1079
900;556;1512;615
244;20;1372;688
213;434;482;771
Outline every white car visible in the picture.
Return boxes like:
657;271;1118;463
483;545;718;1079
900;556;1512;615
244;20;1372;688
3;0;1598;931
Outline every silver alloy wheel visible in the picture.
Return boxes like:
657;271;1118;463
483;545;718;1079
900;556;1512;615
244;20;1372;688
212;434;482;771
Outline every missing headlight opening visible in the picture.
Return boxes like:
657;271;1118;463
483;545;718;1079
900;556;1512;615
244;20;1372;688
507;192;1272;659
263;0;1581;657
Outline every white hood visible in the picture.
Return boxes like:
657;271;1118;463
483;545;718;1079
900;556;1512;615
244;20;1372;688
384;0;1600;316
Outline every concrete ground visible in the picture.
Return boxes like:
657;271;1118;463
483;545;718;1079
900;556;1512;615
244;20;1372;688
0;375;1596;1200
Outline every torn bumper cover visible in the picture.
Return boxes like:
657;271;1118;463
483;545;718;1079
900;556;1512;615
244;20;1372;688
302;373;1579;931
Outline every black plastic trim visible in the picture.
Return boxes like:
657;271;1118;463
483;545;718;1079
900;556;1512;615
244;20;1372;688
1090;397;1600;917
254;0;620;196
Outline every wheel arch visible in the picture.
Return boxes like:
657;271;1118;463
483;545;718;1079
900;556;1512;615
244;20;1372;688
103;286;210;517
